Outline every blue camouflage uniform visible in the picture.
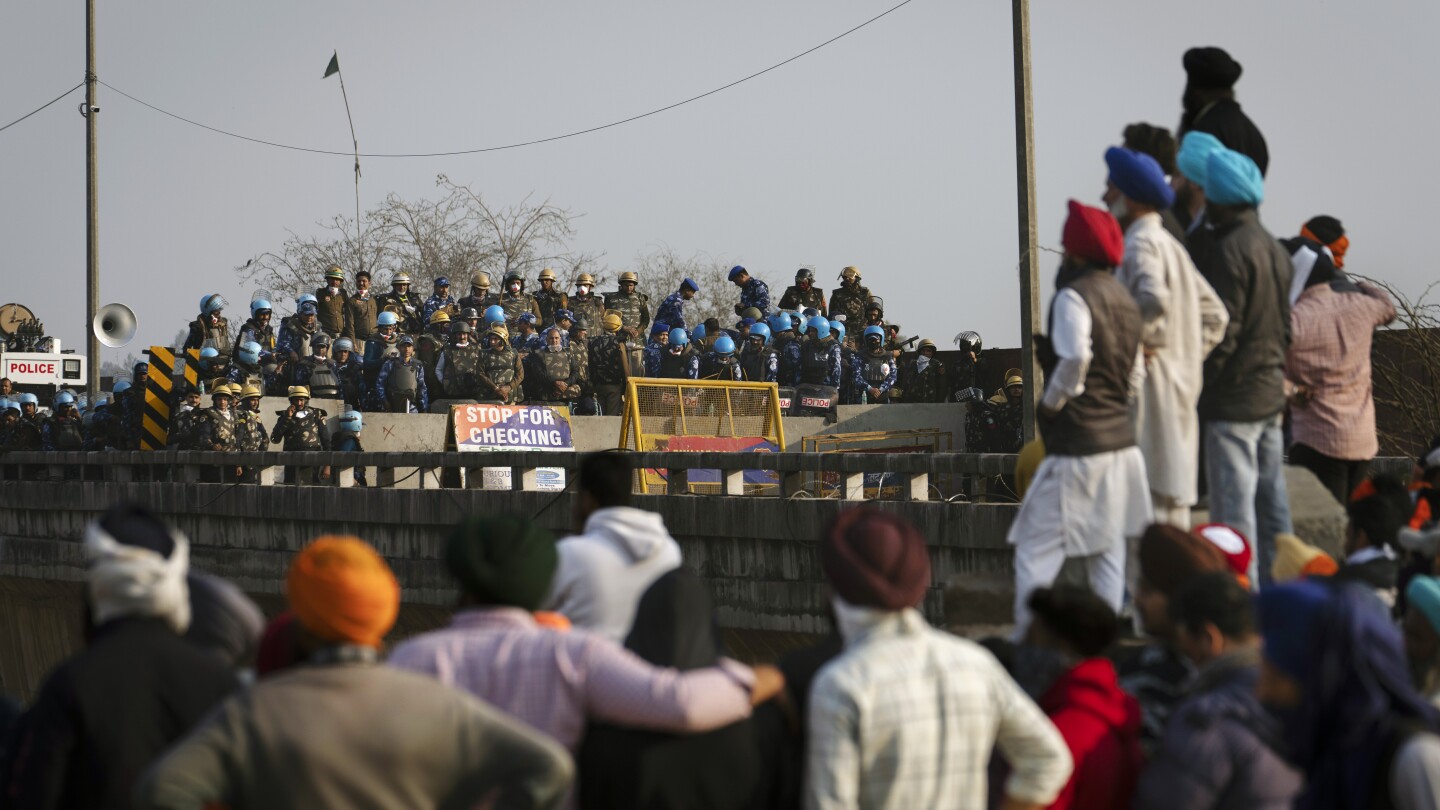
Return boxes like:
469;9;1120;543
853;349;898;402
738;278;771;315
642;342;667;377
330;354;366;407
422;294;455;324
373;356;430;413
510;332;545;354
655;292;689;331
840;347;863;404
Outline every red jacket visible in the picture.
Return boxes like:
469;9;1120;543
1038;657;1144;810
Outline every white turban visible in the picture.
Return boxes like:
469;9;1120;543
85;518;191;634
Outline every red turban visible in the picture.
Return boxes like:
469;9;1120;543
1061;200;1124;268
821;508;931;610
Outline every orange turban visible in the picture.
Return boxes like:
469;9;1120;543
287;536;399;649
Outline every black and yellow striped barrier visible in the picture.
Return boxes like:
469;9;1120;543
141;347;201;450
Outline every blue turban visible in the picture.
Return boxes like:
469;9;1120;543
1105;147;1175;209
681;277;699;292
1257;578;1330;682
1409;577;1440;634
1206;148;1264;207
1177;131;1224;187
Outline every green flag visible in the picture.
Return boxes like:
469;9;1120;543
323;51;340;79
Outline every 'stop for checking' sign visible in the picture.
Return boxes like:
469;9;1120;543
452;404;574;452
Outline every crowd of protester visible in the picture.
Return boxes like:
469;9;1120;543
5;41;1440;808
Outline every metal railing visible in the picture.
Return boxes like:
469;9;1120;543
0;450;1017;502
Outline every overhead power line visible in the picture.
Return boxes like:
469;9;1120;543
99;0;917;158
0;82;86;134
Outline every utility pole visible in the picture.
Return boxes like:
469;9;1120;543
85;0;100;399
1011;0;1041;443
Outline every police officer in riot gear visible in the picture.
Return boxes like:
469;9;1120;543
658;329;700;380
570;272;605;332
524;327;580;404
290;333;333;388
739;322;779;383
329;338;366;408
604;271;650;339
278;301;321;364
828;266;873;330
185;294;232;364
240;299;276;353
894;338;948;403
642;322;670;377
499;270;542;326
375;335;429;413
855;325;898;404
835;322;864;405
375;271;424;334
436;321;481;399
951;330;984;399
779;267;826;316
587;312;628;415
362;311;402;402
41;392;85;451
700;334;742;381
768;314;802;386
459;272;496;314
476;326;524;404
534;268;569;327
417;311;450;398
270;385;331;484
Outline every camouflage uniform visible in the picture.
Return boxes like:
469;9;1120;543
185;315;232;363
478;345;525;404
270;406;330;450
839;346;864;405
0;418;41;451
642;342;667;378
736;278;770;316
374;356;429;413
416;331;448;398
361;334;400;405
603;291;651;338
853;347;898;404
739;345;779;384
277;319;319;362
374;290;425;334
238;318;276;353
422;293;459;325
166;406;203;449
234;408;268;451
654;292;691;331
315;285;348;337
189;407;238;452
828;282;873;329
113;391;146;450
798;338;843;388
500;291;542;326
510;330;545;355
774;333;803;386
330;354;366;409
342;292;379;342
438;343;483;399
587;333;629;415
897;356;948;403
289;355;329;388
966;394;1023;454
779;284;827;316
534;287;569;327
523;347;580;403
458;292;498;315
569;293;606;332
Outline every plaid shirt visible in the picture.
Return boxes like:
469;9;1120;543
1286;282;1395;460
807;609;1071;810
387;607;754;753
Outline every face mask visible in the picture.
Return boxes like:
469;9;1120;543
1108;196;1130;222
180;404;194;413
916;356;930;373
329;282;340;291
509;283;521;294
578;285;590;295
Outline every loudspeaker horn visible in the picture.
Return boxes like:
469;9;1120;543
93;303;138;348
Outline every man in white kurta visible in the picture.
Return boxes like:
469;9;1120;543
1008;201;1153;637
1104;146;1229;529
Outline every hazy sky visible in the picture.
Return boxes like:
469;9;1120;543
3;0;1437;366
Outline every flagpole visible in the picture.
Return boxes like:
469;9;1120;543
332;55;362;276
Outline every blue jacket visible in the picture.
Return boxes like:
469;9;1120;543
1132;650;1302;810
655;292;689;331
738;278;770;315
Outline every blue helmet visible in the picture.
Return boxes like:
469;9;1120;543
199;347;220;365
651;321;670;336
806;316;831;340
767;314;791;335
713;335;736;356
863;325;885;343
200;293;227;315
789;311;804;331
334;337;354;352
748;322;772;345
668;328;690;347
297;293;318;308
692;324;707;340
95;396;109;408
298;301;318;316
483;305;505;325
802;307;819;318
250;299;273;316
54;391;75;407
830;320;846;339
0;399;14;414
377;311;400;327
237;341;263;365
339;410;363;433
112;381;131;395
19;392;39;406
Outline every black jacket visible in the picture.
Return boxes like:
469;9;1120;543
1186;98;1269;176
0;618;238;810
1192;209;1292;422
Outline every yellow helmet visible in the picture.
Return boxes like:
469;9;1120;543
287;385;311;399
538;267;557;282
618;271;638;284
209;378;228;394
324;265;344;281
429;310;451;325
486;326;510;342
240;384;263;400
211;383;235;398
576;272;596;287
472;272;490;289
917;338;936;352
602;311;624;333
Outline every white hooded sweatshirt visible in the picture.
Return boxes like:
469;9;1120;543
542;506;682;642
